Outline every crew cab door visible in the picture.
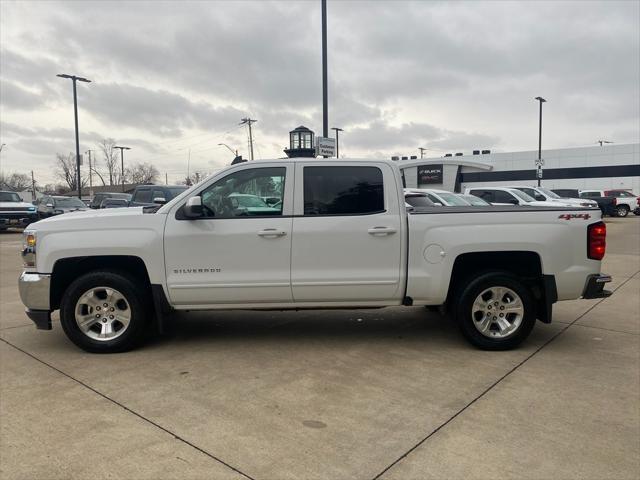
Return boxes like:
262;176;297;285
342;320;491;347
164;163;293;306
291;163;403;303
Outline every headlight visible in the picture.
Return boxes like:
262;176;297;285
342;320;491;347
22;231;36;267
28;206;36;211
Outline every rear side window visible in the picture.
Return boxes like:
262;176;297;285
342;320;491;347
303;166;384;215
134;189;152;203
580;191;598;198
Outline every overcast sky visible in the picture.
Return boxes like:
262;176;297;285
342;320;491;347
1;0;638;185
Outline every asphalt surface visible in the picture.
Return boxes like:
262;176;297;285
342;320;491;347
1;217;638;479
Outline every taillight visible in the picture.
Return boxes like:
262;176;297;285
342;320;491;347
588;222;606;260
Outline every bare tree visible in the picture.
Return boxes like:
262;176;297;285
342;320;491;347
0;172;32;191
182;171;205;186
99;138;120;186
55;153;87;191
126;162;159;184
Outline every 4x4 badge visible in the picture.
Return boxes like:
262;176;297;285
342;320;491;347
558;213;591;220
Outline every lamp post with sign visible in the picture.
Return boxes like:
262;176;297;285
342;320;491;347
535;96;546;186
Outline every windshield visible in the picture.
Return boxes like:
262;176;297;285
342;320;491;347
55;197;86;208
437;192;471;206
511;190;536;202
462;195;489;206
538;187;561;199
0;192;21;202
405;195;434;207
169;187;188;196
234;195;269;208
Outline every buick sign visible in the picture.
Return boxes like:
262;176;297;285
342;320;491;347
418;164;443;184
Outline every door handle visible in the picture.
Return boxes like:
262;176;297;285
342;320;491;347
368;226;397;235
257;228;287;237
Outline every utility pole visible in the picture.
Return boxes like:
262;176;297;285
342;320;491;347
419;147;427;159
534;96;546;187
31;170;36;203
114;145;131;192
165;172;168;185
331;127;343;158
240;118;257;160
321;0;328;140
187;148;191;181
85;149;94;198
57;74;91;199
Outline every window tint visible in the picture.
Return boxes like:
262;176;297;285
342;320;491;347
470;190;493;202
517;187;537;198
303;166;384;215
405;194;434;207
134;189;152;203
200;167;285;218
580;191;598;198
493;190;518;203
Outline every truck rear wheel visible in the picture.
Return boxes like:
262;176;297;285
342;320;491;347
60;270;150;353
453;272;536;350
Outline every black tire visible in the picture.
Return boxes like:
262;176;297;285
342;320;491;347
616;205;629;217
453;271;536;350
60;270;150;353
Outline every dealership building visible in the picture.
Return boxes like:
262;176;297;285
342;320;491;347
397;143;640;193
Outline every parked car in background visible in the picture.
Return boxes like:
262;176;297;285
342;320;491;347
459;194;491;206
408;188;471;206
464;187;569;207
100;198;131;209
37;195;88;218
90;192;132;209
0;191;38;230
507;186;597;208
129;185;188;207
580;189;638;217
403;190;436;210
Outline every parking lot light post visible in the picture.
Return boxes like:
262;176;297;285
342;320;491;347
535;96;546;187
57;74;91;199
114;146;131;192
331;127;343;158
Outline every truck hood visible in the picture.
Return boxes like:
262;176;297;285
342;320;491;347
30;207;150;230
524;200;573;207
0;201;36;210
555;197;598;207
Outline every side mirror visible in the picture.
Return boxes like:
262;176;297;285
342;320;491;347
183;196;203;218
153;197;167;205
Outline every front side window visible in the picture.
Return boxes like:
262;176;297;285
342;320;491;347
200;167;285;218
511;190;535;202
303;166;384;215
437;192;470;206
580;191;598;198
471;190;493;202
134;189;152;203
493;191;518;203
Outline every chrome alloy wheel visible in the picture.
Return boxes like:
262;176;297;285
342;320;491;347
471;286;524;339
74;287;131;341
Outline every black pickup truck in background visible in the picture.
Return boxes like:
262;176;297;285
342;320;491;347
551;189;617;217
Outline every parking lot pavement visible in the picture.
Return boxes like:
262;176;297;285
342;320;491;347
1;217;639;480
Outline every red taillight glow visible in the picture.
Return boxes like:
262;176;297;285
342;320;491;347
636;197;640;207
588;222;606;260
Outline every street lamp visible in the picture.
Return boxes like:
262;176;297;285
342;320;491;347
57;74;91;198
331;127;343;158
534;96;546;187
114;146;131;192
218;143;238;157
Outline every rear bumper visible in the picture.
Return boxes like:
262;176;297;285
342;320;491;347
582;273;613;299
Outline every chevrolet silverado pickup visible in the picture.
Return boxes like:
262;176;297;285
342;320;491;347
19;158;612;353
0;191;38;230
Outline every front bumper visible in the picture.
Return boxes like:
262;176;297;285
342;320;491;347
582;273;613;299
19;272;52;329
0;214;38;228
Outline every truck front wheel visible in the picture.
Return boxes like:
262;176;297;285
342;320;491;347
60;270;150;353
453;272;536;350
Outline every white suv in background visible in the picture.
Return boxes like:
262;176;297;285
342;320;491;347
464;187;572;207
507;186;598;208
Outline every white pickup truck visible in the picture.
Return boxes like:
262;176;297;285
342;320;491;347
19;159;612;353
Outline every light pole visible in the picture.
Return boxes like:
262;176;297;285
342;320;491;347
57;74;91;198
534;96;546;187
114;146;131;192
218;143;238;157
331;127;343;158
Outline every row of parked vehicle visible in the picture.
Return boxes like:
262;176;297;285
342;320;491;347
403;186;640;217
0;185;189;230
